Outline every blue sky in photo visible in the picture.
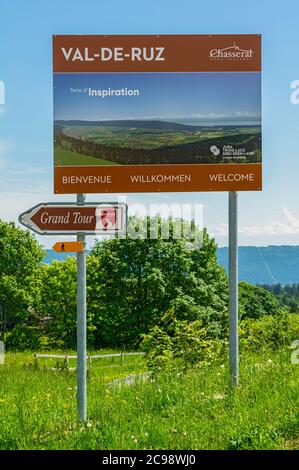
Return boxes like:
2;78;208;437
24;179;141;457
0;0;299;247
54;72;261;121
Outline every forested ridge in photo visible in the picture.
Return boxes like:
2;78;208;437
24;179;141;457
54;120;261;166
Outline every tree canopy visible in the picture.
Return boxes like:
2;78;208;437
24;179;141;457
0;220;44;340
239;282;282;319
0;217;286;351
88;218;228;347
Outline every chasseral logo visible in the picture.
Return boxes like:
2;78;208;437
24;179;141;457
210;145;221;156
209;42;254;61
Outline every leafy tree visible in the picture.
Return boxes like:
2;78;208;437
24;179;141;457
258;283;299;313
0;220;44;340
239;282;282;319
88;217;228;348
33;257;96;349
1;216;286;352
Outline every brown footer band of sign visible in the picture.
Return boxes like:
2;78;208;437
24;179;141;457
54;163;262;194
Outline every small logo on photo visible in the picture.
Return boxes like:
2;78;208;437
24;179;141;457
210;145;220;156
290;80;299;105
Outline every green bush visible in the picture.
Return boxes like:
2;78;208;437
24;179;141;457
5;324;41;351
142;309;299;373
239;282;282;319
141;309;225;373
240;312;299;351
38;335;64;351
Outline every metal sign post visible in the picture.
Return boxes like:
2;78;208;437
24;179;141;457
76;193;87;421
228;191;238;386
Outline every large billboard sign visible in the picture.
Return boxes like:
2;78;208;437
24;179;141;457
53;35;261;194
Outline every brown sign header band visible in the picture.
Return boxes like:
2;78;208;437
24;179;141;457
53;34;261;73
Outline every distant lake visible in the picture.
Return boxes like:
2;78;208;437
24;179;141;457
165;118;261;127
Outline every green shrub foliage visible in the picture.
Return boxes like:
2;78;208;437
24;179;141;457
88;218;228;347
1;216;290;355
0;221;44;344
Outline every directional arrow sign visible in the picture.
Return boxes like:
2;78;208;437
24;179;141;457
18;203;127;235
53;241;84;253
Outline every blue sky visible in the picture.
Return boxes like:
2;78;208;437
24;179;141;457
0;0;299;247
54;72;261;121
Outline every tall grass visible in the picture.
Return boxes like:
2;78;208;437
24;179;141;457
0;350;298;450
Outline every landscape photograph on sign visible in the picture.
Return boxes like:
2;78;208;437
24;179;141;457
54;72;261;167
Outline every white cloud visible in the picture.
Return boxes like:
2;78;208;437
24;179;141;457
282;207;299;231
0;139;13;157
191;111;261;119
210;207;299;240
9;167;48;175
0;191;49;222
0;140;47;176
0;139;13;169
210;222;228;237
72;111;261;122
0;156;5;170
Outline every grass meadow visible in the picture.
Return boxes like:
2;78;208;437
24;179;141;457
0;349;299;450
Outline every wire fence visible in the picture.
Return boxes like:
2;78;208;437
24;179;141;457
34;352;145;367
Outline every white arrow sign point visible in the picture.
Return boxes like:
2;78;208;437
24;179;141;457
20;206;46;234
